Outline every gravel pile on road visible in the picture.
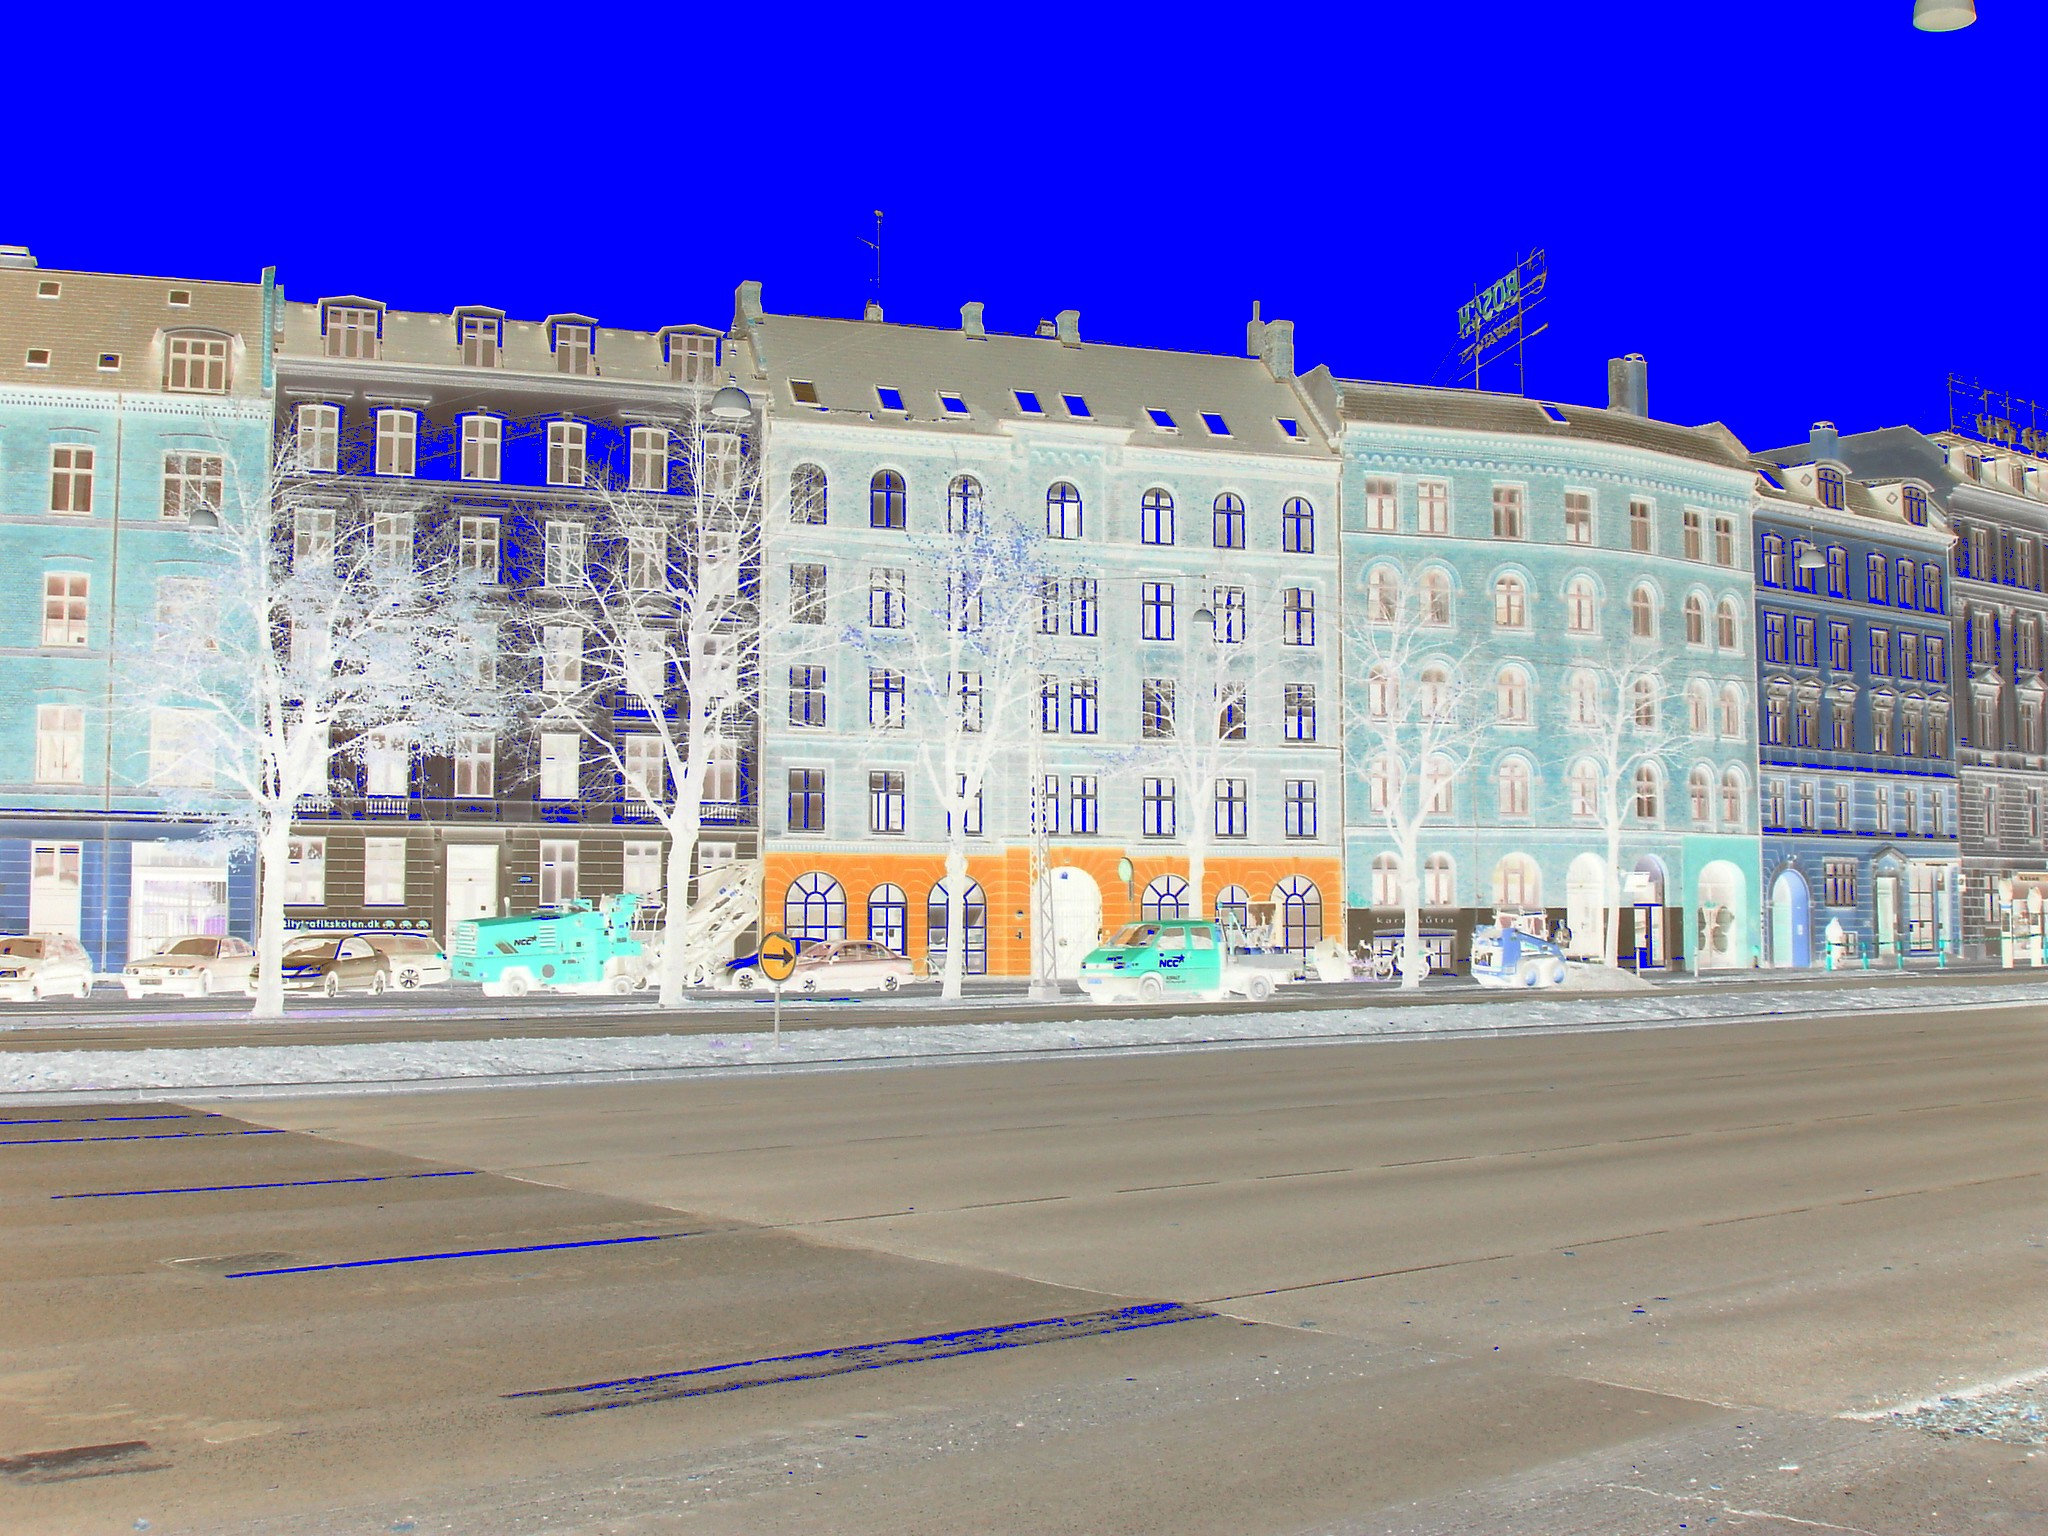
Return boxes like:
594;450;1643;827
1885;1385;2047;1447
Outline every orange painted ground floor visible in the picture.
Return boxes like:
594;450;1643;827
763;846;1343;976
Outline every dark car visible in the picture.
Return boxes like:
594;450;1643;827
271;934;392;996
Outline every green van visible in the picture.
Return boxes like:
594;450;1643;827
1077;919;1294;1005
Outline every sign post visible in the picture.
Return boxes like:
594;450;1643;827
757;930;799;1046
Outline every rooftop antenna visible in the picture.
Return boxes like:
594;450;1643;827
862;210;884;316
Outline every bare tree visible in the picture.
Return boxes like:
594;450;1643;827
1563;646;1689;967
848;490;1054;1000
503;404;765;1006
127;428;506;1017
1342;584;1487;988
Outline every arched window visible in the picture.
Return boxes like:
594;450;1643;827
1046;481;1083;539
947;475;982;534
1720;766;1745;826
1717;597;1740;651
790;463;827;525
1420;568;1451;626
784;872;847;946
925;878;987;974
1567;576;1597;634
1367;663;1396;722
1688;766;1712;825
1720;683;1744;738
1568;669;1598;725
1215;884;1251;931
1423;752;1454;815
1141;873;1189;920
1273;876;1323;952
1282;497;1315;554
1367;565;1400;623
1630;584;1656;638
867;883;908;954
1568;760;1599;817
1633;676;1658;728
1423;853;1454;908
1496;665;1530;723
1142;488;1176;546
1493;573;1526;627
1369;853;1401;908
1212;492;1245;549
1419;665;1451;720
869;469;906;529
1684;593;1706;645
1493;854;1541;908
1497;757;1531;816
1633;763;1662;820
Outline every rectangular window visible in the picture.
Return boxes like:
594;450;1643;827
623;735;663;804
1033;773;1060;835
459;314;500;367
458;517;501;582
1214;778;1248;839
1828;620;1851;671
1040;674;1060;733
148;708;212;787
1829;782;1848;826
1563;489;1592;545
1070;577;1099;636
554;324;592;375
294;506;335;572
1826;545;1848;598
1142;678;1175;739
285;837;326;905
1218;682;1247;740
49;445;94;514
1210;585;1246;644
1899;630;1921;681
41;573;88;647
164;333;229;393
670;332;716;383
790;563;827;624
629;426;668;491
297;403;340;472
1366;477;1399;532
868;566;905;628
1713;514;1735;566
547;421;587;485
1418;479;1449;534
1070;775;1098;834
323;305;380;359
1142;493;1176;546
1492;485;1525;539
1141;581;1176;641
1869;627;1891;676
869;770;905;834
374;411;416;476
868;668;905;730
1683;507;1704;561
949;774;983;837
454;733;494;799
544;521;586;587
161;452;224;518
1071;678;1099;735
1285;779;1318;839
1868;554;1888;604
1629;497;1653;553
953;671;983;733
1824;857;1857;907
790;666;827;727
1792;615;1816;667
460;417;502;481
538;732;579;800
363;728;410;797
155;576;213;650
538;839;579;906
1763;611;1786;663
1142;777;1176;838
624;526;666;589
1927;635;1947;682
1283;588;1315;646
622;841;664;896
35;704;84;783
1284;682;1317;742
372;509;413;570
1037;577;1061;635
543;625;582;692
363;838;407;906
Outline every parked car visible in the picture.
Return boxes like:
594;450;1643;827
268;934;393;996
0;934;95;1002
787;939;914;994
121;935;256;999
358;932;450;990
1078;920;1295;1005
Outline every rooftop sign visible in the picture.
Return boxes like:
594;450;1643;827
1457;250;1548;393
1948;376;2047;458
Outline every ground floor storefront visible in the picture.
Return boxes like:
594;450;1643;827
1759;837;1961;969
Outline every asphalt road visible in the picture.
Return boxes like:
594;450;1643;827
2;1000;2044;1533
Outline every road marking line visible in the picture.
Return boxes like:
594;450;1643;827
0;1113;215;1126
0;1128;282;1147
53;1170;479;1200
225;1230;702;1278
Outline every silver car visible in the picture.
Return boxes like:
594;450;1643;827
0;934;95;1003
122;935;257;999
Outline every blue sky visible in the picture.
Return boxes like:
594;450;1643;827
16;2;2036;452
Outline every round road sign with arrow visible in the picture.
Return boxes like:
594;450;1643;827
758;931;800;984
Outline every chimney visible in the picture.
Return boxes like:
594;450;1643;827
1809;420;1840;461
863;300;884;322
1054;309;1081;347
0;245;37;269
1606;354;1648;417
1247;300;1264;358
1259;319;1295;382
1035;318;1056;338
961;301;986;340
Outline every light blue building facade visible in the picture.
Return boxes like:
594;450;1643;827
1317;362;1762;971
0;249;273;968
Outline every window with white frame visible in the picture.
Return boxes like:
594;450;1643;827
285;837;326;904
1364;476;1398;532
164;333;230;393
539;732;579;800
1566;576;1596;634
460;416;501;481
670;332;716;383
294;505;336;569
1070;577;1099;635
1210;585;1246;643
1569;760;1598;817
547;420;587;485
539;839;579;906
790;665;827;727
1630;584;1656;638
554;324;592;375
1143;776;1176;838
1683;507;1704;561
869;770;906;833
1424;853;1454;907
623;841;664;895
297;403;340;472
148;708;212;787
544;520;586;586
363;728;410;797
869;668;905;730
625;526;666;590
1213;492;1246;549
948;773;983;837
1564;489;1593;545
374;411;416;476
629;426;668;491
457;517;500;581
155;576;213;650
1069;775;1099;833
1420;569;1451;625
1285;779;1318;839
42;573;88;647
1496;665;1529;723
35;703;84;783
1417;479;1449;534
49;446;94;514
1282;497;1315;554
1047;481;1084;539
1497;757;1532;816
1141;581;1176;641
323;305;380;359
1215;778;1248;838
869;566;905;628
363;837;406;905
372;509;413;570
1142;488;1176;546
459;314;501;367
543;626;582;692
1491;485;1525;539
623;735;663;804
1629;497;1653;552
454;733;494;798
1713;514;1735;566
1284;682;1316;742
1569;670;1598;726
1493;573;1526;628
1283;587;1315;645
161;452;224;518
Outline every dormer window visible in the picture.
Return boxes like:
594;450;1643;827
668;332;716;384
458;314;501;368
1903;485;1928;525
322;303;381;359
876;386;905;413
1013;390;1043;415
164;332;230;393
1146;407;1178;431
938;392;969;417
553;322;593;375
1063;394;1091;419
1816;465;1845;510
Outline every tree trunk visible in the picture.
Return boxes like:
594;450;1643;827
1185;840;1206;931
656;823;699;1009
1604;820;1624;969
251;817;290;1019
1398;827;1425;990
941;843;968;1001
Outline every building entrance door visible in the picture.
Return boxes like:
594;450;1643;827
1770;868;1811;968
445;844;498;942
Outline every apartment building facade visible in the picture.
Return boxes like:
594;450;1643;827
0;247;273;968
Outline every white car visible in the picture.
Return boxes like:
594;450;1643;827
787;939;914;994
0;934;95;1002
357;932;451;989
122;935;257;999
